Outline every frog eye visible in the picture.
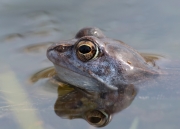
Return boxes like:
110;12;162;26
84;110;111;127
76;40;99;62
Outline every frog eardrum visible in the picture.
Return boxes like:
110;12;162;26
75;38;99;62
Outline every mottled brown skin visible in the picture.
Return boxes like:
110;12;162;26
47;27;160;92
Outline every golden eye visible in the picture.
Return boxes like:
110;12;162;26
84;110;111;127
76;40;99;62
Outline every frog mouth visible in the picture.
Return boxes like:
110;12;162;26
52;63;118;91
53;64;103;92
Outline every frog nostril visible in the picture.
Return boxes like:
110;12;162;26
53;45;72;53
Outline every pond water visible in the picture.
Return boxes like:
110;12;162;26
0;0;180;129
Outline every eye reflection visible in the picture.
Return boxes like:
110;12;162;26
84;110;111;127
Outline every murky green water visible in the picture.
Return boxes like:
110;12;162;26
0;0;180;129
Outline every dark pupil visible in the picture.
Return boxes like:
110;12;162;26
89;117;101;123
79;45;91;54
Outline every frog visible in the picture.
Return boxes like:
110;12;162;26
46;27;161;92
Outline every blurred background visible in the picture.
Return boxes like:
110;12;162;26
0;0;180;129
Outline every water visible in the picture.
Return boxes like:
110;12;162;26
0;0;180;129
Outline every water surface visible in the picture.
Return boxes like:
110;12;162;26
0;0;180;129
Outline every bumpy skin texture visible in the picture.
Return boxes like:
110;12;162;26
47;27;159;92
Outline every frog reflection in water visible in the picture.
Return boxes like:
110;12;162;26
45;27;162;127
54;83;137;127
